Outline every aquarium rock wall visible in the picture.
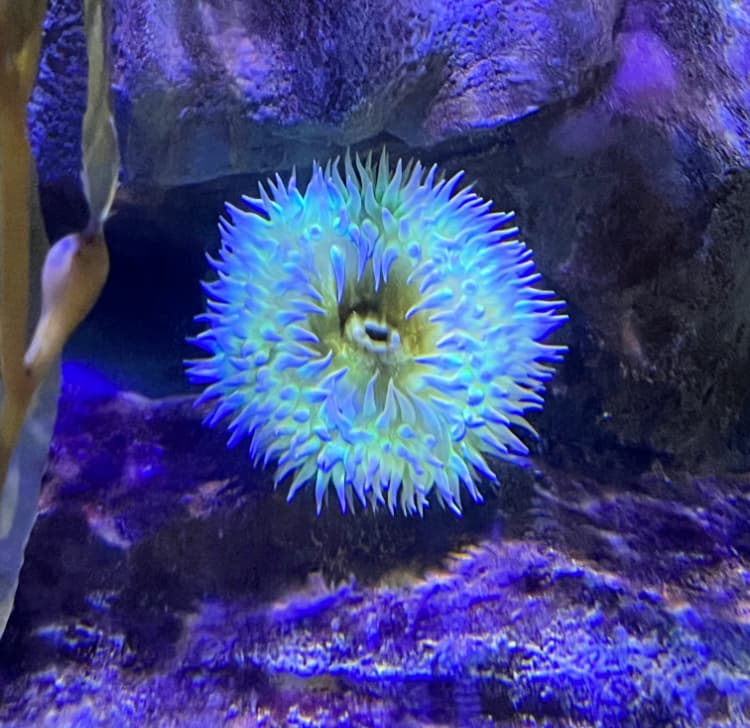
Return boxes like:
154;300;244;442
31;0;750;471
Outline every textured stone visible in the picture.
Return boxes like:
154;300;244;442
445;136;750;472
434;0;750;471
0;378;749;726
32;0;620;186
30;0;750;471
29;0;87;187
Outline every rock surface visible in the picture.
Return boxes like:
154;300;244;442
0;369;749;727
29;0;750;474
32;0;621;186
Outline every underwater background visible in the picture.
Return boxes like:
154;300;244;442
1;0;750;725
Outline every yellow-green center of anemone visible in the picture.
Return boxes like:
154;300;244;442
186;151;567;515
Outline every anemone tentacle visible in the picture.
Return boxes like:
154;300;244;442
186;150;567;516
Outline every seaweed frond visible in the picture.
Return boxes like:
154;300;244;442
1;0;120;491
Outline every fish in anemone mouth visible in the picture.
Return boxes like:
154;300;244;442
186;150;567;516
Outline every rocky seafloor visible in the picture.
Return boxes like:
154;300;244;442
0;365;748;727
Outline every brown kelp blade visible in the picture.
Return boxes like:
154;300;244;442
0;0;48;490
2;0;119;488
22;0;119;389
81;0;120;231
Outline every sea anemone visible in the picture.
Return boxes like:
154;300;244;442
187;151;566;516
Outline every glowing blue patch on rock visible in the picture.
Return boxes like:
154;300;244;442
186;151;567;515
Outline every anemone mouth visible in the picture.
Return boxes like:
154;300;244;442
187;149;568;516
312;258;429;382
345;311;401;355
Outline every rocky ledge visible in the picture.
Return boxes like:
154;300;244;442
0;366;748;727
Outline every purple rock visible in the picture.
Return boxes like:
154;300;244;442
1;375;749;726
